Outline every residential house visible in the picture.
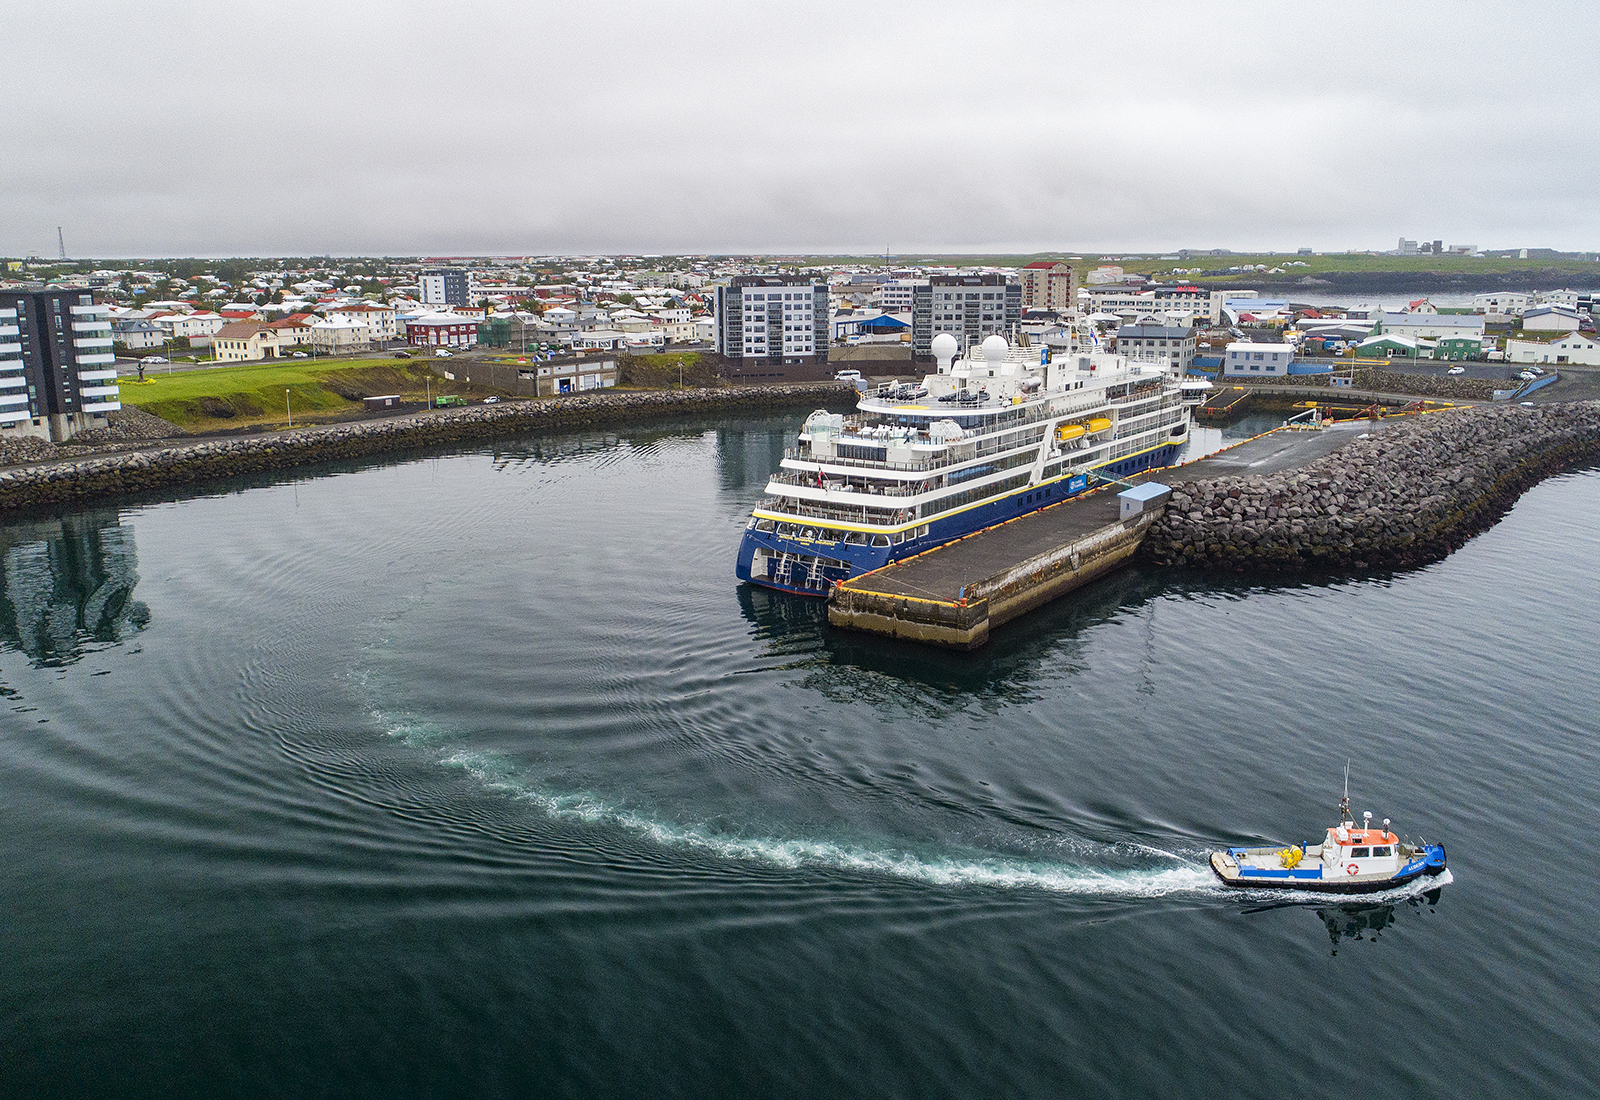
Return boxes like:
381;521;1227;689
150;310;226;347
1222;341;1296;377
112;319;166;350
212;322;289;362
325;302;399;344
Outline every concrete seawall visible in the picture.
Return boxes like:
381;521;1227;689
0;384;852;513
1140;403;1600;573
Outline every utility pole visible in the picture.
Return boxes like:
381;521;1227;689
286;388;292;427
57;227;66;260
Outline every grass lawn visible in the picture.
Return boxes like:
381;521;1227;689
122;357;486;431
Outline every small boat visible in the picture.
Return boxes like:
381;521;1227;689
1210;778;1447;895
1055;423;1086;443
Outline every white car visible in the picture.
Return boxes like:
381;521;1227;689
1446;366;1465;375
1520;401;1536;407
1518;371;1536;381
144;356;168;364
291;351;309;358
435;349;453;358
482;396;499;404
834;369;862;382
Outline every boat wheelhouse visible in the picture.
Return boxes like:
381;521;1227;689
736;330;1206;595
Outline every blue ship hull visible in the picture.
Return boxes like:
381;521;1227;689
737;440;1185;596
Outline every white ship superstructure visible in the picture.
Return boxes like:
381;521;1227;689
736;330;1208;595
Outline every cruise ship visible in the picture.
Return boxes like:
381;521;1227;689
736;330;1207;595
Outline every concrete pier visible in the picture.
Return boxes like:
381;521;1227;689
826;423;1385;650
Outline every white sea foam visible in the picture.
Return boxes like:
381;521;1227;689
442;749;1221;899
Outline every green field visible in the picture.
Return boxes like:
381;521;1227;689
122;357;490;431
792;252;1600;285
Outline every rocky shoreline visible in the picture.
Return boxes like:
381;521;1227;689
1141;403;1600;573
0;384;853;512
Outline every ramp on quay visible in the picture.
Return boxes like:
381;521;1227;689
826;422;1391;649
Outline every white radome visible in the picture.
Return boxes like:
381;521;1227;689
982;334;1008;364
931;332;958;361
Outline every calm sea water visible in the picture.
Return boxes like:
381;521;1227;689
1;413;1596;1099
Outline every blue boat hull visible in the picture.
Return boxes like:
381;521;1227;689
1212;844;1448;894
737;440;1186;596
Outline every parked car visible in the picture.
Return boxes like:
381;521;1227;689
1518;371;1536;380
834;369;862;382
144;355;168;364
393;351;411;358
1446;366;1465;375
291;351;309;358
482;396;499;403
435;349;453;358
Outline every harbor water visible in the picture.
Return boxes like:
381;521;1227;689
2;412;1597;1099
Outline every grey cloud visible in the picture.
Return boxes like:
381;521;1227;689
3;0;1596;256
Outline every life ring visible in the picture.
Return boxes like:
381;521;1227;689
1346;864;1359;875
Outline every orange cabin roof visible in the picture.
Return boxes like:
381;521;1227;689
1326;827;1396;846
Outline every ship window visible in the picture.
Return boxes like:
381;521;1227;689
755;519;775;532
1372;846;1391;857
1350;847;1371;858
871;534;891;547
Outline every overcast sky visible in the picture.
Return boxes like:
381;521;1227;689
4;0;1596;258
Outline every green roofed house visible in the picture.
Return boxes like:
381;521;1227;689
1356;334;1426;359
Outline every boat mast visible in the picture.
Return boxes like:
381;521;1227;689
1339;760;1352;825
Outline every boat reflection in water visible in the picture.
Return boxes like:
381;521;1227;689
0;511;150;668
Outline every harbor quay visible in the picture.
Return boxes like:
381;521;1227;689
0;383;854;512
828;402;1600;649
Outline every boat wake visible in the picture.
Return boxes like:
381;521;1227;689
441;749;1219;899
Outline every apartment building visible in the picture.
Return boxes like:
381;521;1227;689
1019;261;1076;313
911;274;1021;361
714;277;829;381
0;289;120;441
420;269;472;308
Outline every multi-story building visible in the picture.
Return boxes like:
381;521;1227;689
406;313;480;350
1018;261;1076;313
325;302;399;344
911;273;1021;361
420;269;472;308
1086;286;1238;325
877;279;926;314
0;289;120;442
1117;324;1197;373
714;277;829;381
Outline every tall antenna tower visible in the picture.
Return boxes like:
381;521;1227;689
57;227;67;260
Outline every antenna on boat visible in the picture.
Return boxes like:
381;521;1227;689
1340;760;1352;825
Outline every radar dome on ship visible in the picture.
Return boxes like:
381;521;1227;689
982;334;1009;365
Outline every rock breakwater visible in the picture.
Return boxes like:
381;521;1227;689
0;384;850;512
1141;403;1600;573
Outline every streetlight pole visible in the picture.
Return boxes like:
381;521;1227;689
286;388;292;427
